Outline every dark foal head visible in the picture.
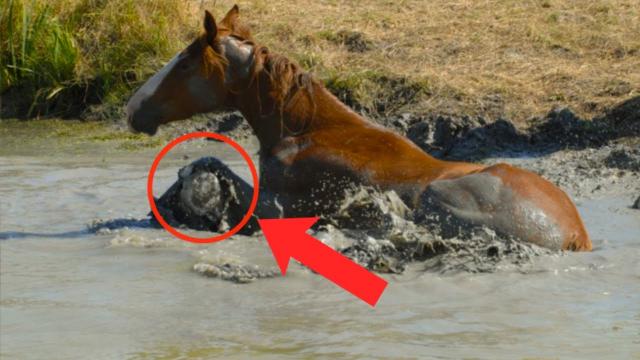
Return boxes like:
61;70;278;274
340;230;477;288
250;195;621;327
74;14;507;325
127;5;252;135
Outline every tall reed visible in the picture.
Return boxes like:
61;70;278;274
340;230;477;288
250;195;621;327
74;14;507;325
1;0;193;118
1;0;78;108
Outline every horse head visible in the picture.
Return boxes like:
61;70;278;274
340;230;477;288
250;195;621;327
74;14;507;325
127;5;254;135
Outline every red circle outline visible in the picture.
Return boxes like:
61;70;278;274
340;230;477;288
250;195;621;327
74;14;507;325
147;131;259;243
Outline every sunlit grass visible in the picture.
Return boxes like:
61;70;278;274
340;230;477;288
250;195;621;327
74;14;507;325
1;0;79;115
0;0;195;118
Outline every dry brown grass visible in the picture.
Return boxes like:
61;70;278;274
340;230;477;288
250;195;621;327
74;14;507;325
3;0;638;121
198;0;640;122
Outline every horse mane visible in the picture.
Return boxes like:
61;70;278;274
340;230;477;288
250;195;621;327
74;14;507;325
253;46;318;105
247;43;321;135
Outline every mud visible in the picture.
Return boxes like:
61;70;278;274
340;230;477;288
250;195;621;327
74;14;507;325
192;111;254;142
193;262;278;283
150;170;558;280
151;157;267;235
519;145;640;199
390;96;639;161
312;184;554;275
142;129;639;282
326;30;374;52
140;98;639;282
199;98;639;165
604;147;640;172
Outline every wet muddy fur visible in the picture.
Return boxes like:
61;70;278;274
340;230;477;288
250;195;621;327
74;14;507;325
151;158;566;277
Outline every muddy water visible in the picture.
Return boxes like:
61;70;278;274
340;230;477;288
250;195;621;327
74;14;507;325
1;133;639;359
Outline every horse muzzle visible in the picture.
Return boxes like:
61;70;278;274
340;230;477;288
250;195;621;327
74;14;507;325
128;114;159;135
126;99;161;135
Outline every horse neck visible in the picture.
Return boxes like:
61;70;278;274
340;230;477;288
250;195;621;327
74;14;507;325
230;71;367;150
219;38;369;149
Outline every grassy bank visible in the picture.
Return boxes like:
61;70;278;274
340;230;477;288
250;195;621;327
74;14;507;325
1;0;639;122
0;0;196;118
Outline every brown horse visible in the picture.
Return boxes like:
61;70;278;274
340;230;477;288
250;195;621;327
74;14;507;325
127;6;592;251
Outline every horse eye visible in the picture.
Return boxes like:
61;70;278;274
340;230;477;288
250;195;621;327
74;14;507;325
179;62;190;71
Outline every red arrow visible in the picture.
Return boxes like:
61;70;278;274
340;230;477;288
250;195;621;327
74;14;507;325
258;217;388;307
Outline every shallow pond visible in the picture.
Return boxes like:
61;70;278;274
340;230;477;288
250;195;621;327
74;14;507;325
1;123;639;359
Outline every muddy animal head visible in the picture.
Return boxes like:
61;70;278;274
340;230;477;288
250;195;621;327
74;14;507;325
127;5;253;135
179;168;225;218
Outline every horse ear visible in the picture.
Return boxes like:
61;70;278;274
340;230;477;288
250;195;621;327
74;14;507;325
221;5;240;30
204;10;217;47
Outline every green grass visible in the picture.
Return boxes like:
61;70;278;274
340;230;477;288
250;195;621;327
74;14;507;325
1;0;79;115
0;0;194;118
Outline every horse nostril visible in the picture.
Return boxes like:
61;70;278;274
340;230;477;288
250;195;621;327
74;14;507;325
125;98;160;135
127;117;140;133
126;111;142;133
128;113;159;135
